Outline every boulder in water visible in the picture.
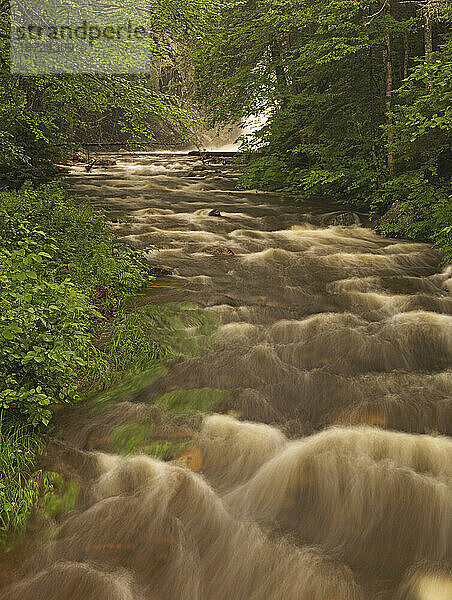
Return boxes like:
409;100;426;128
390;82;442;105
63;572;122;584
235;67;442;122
148;266;173;276
377;201;411;232
175;445;203;472
323;212;360;226
208;209;222;217
96;159;117;166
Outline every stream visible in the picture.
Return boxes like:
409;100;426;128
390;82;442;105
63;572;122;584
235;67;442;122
2;152;452;600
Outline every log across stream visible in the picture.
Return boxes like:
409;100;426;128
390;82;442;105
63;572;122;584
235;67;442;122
2;152;451;600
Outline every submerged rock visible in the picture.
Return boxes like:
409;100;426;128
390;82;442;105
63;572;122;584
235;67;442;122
175;445;203;472
202;246;235;256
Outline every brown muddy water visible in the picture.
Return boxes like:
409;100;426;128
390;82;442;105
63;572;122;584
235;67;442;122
2;153;452;600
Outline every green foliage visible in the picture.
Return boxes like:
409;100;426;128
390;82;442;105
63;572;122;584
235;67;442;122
239;155;291;191
0;183;152;427
393;38;452;164
0;222;94;426
0;183;150;300
41;472;80;519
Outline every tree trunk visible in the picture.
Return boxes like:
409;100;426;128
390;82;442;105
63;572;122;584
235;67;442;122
270;41;289;98
424;11;433;90
403;31;409;80
424;14;433;58
384;0;395;178
369;46;381;189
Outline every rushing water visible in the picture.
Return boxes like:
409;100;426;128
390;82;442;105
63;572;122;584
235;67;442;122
3;153;452;600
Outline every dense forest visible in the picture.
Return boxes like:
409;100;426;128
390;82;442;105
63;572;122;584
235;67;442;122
191;0;452;259
2;1;451;248
0;0;451;547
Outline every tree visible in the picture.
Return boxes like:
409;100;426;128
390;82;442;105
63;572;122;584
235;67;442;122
0;0;216;186
190;0;451;257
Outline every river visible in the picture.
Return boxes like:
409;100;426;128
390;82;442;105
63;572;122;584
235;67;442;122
2;152;452;600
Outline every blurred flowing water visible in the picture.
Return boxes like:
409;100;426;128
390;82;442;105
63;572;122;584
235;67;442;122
2;153;451;600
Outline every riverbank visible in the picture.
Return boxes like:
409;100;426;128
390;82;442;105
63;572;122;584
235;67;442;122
0;182;164;543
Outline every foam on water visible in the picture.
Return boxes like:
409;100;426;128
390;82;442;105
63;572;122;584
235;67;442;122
2;152;451;600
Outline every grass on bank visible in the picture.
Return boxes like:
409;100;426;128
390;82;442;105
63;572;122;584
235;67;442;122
0;424;45;544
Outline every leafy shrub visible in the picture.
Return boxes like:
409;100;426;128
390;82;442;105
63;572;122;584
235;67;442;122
0;219;95;425
0;183;150;300
372;173;452;262
0;126;64;189
0;183;152;426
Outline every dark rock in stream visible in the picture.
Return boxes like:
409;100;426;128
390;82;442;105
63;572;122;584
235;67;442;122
84;158;117;171
202;246;235;256
376;201;412;232
208;209;222;217
96;158;117;167
71;152;86;163
148;266;173;276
